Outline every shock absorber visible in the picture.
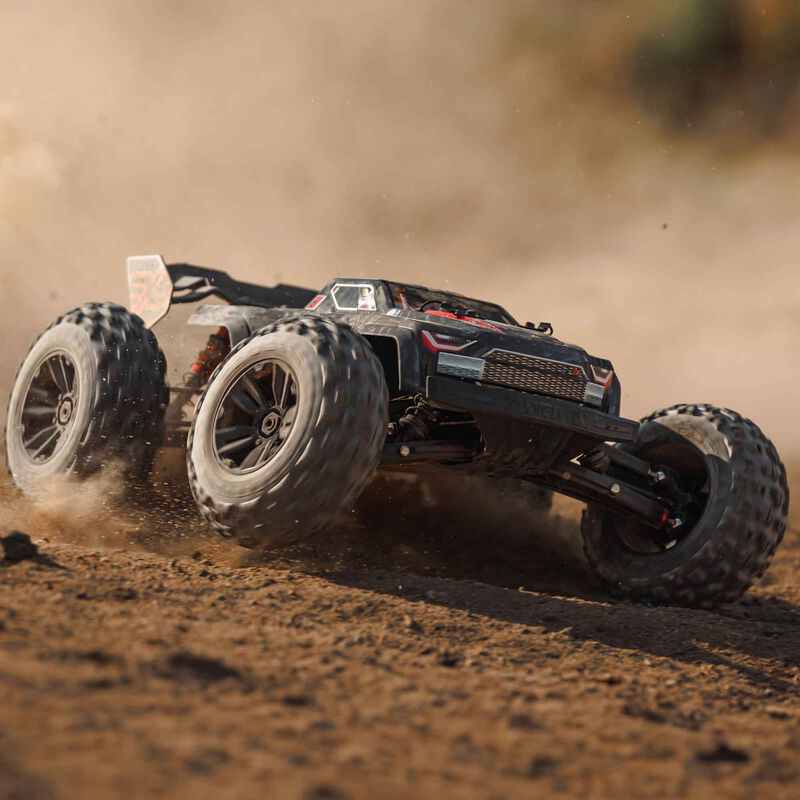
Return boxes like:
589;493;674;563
581;445;611;473
186;327;230;387
397;396;439;440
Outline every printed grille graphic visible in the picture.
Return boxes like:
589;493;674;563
482;350;588;403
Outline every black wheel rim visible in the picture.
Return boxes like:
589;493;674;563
610;441;711;554
213;359;299;473
20;351;78;463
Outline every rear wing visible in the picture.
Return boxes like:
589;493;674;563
126;255;318;327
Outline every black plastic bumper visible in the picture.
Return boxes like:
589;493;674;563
426;375;639;443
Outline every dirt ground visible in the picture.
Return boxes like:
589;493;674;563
1;469;799;800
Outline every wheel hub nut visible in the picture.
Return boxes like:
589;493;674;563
261;411;281;436
57;397;73;425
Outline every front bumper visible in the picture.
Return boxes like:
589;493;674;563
426;375;638;443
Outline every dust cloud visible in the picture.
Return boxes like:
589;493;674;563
0;468;134;547
0;1;797;485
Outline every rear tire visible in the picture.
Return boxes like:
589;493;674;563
581;404;788;607
5;302;168;493
187;315;388;548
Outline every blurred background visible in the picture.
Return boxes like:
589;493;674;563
0;0;798;501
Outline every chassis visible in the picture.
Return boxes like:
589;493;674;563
4;255;789;607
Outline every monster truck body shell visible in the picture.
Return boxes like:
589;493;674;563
129;258;624;420
125;256;657;519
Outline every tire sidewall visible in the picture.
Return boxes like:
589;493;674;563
5;322;99;492
190;329;327;504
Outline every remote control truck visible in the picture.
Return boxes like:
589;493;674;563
5;255;789;606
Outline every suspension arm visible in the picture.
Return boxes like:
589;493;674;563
542;463;671;527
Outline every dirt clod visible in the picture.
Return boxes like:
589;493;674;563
304;785;348;800
527;755;558;779
437;650;461;668
161;651;242;684
401;613;422;632
283;693;313;707
111;586;138;601
508;712;540;731
696;742;751;764
1;531;38;562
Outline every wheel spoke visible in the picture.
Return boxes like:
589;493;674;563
272;365;289;409
241;375;269;410
24;424;58;451
27;386;58;406
22;404;58;418
217;436;259;457
282;405;297;430
46;358;68;393
31;428;60;458
57;355;72;392
216;421;259;457
229;390;260;416
257;439;276;465
216;425;258;445
240;439;273;469
282;373;293;409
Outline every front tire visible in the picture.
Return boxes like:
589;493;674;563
5;303;168;493
581;404;788;607
187;315;388;548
